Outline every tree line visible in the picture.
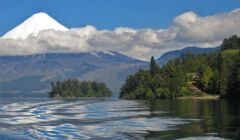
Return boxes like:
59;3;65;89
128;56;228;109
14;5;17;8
49;79;112;98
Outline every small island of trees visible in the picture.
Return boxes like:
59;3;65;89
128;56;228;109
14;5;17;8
120;35;240;99
49;79;112;98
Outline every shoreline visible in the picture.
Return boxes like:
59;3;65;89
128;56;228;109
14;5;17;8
178;95;220;100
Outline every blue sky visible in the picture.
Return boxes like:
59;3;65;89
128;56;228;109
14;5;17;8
0;0;240;60
0;0;240;36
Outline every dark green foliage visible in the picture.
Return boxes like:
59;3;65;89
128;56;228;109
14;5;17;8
226;52;240;97
120;35;240;99
150;56;160;75
202;66;214;89
217;53;228;96
120;57;189;99
222;35;240;50
49;79;112;98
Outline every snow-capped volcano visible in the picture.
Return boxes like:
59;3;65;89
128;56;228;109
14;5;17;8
2;12;69;40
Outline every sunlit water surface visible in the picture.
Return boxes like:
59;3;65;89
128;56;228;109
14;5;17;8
0;98;239;140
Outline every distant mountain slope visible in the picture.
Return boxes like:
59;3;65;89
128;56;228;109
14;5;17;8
157;47;220;65
0;51;146;97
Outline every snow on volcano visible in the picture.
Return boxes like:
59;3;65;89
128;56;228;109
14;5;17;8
2;12;69;40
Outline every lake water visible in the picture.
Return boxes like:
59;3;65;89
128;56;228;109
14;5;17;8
0;98;239;140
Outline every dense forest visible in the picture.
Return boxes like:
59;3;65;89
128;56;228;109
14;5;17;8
49;79;112;98
120;35;240;99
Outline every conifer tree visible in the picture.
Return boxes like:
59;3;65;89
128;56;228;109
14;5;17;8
217;53;227;96
150;56;160;76
228;52;240;96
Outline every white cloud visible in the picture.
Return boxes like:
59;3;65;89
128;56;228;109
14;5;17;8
173;9;240;43
0;9;240;60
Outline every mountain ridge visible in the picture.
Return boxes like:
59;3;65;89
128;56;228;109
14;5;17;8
157;46;221;65
0;51;146;98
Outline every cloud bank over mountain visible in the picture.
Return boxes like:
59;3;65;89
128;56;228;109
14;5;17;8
0;9;240;60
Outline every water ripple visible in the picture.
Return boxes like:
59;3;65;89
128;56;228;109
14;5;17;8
0;99;200;139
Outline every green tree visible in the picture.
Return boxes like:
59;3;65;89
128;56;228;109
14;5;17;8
202;66;214;89
150;56;160;75
49;79;112;98
145;87;154;99
222;35;240;50
227;52;240;96
217;53;228;96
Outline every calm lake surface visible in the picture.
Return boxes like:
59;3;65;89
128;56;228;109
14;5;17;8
0;98;239;140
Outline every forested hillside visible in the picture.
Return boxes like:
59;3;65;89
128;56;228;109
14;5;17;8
120;35;240;99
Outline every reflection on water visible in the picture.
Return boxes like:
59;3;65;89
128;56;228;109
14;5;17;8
0;98;239;140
